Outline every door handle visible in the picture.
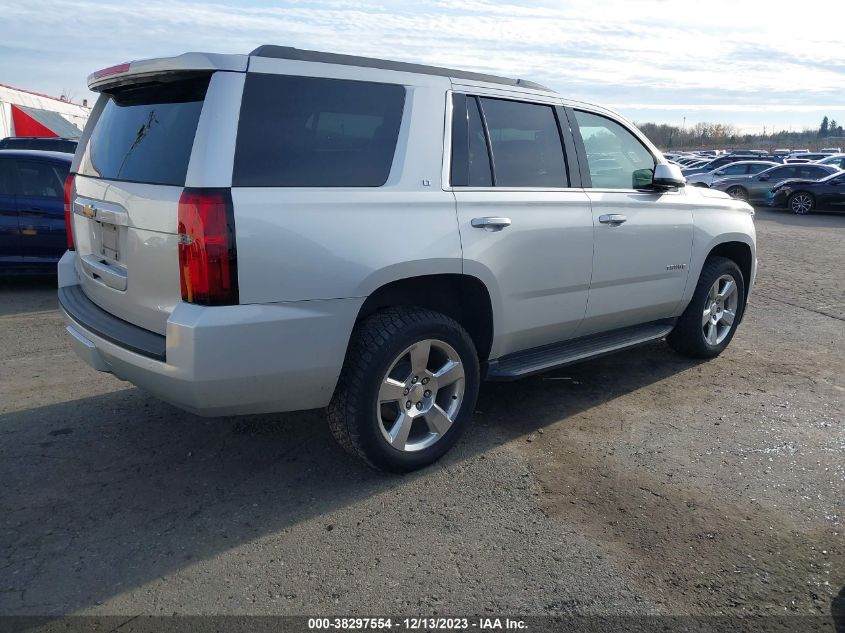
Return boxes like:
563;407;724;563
598;214;627;225
471;217;512;232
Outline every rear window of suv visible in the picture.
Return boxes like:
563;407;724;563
233;74;406;187
77;74;210;186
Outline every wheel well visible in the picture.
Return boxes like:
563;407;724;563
356;274;494;362
707;242;753;301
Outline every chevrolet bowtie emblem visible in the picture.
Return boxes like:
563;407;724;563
81;204;97;219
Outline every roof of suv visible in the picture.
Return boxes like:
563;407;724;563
249;45;553;92
88;47;555;95
0;149;72;161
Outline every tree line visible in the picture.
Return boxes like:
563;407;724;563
636;116;844;150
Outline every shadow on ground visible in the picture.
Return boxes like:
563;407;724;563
1;341;701;614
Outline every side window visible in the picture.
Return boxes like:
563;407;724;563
15;160;66;198
0;159;19;195
478;97;568;188
234;74;406;187
722;163;747;175
450;94;493;187
573;110;656;189
748;163;769;174
467;98;493;187
770;166;795;179
803;166;829;179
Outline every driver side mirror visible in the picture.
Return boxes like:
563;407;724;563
758;173;770;181
649;163;685;189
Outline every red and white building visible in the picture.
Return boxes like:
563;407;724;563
0;84;91;139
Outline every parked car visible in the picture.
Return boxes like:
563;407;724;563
816;154;845;170
712;163;839;203
770;171;845;214
787;152;828;162
772;149;790;156
686;160;778;187
681;154;767;176
58;46;757;472
0;137;78;154
0;149;71;273
820;147;841;154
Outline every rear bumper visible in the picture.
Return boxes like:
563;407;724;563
58;252;362;416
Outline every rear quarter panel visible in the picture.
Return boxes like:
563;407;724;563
231;62;460;303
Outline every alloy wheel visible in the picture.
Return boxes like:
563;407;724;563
727;186;748;202
702;274;739;346
790;194;813;214
376;339;465;452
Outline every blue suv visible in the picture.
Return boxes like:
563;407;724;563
0;149;71;273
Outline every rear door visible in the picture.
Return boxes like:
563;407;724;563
451;91;593;358
70;73;227;334
15;158;68;263
570;108;694;335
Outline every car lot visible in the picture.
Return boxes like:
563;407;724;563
0;209;843;620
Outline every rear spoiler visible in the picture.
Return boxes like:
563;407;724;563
87;52;248;92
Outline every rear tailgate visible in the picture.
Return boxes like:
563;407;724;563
69;72;223;335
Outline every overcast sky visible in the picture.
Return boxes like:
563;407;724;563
1;0;843;133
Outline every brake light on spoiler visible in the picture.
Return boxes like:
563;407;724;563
177;188;239;306
91;63;131;80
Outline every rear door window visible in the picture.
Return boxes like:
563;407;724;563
799;165;831;179
769;166;796;179
234;74;406;187
478;98;568;188
77;74;210;186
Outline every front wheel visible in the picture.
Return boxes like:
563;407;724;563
667;256;745;359
726;186;749;202
328;307;480;472
788;192;815;214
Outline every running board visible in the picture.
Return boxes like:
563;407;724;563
486;321;674;380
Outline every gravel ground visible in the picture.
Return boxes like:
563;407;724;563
0;208;842;623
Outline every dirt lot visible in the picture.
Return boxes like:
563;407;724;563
1;209;843;623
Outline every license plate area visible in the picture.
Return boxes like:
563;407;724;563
97;221;120;262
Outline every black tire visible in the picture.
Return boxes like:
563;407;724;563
667;256;745;359
726;186;749;202
327;306;480;472
788;191;815;215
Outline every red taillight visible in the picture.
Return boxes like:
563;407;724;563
63;173;75;250
92;62;131;80
177;188;238;306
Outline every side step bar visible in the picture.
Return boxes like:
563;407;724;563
486;320;674;380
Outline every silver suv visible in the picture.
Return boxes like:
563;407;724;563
59;46;757;471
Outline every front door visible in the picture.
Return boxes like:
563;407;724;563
570;109;694;335
451;93;593;358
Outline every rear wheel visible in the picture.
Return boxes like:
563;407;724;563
726;186;749;202
788;192;815;214
668;256;745;358
328;307;480;472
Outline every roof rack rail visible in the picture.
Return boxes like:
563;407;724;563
249;45;552;92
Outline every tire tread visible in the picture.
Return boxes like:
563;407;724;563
327;306;476;471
